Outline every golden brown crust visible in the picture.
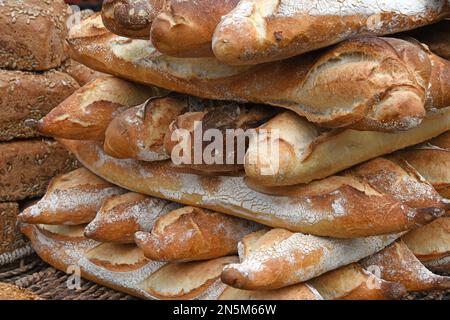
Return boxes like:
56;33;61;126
18;168;126;225
244;109;450;185
360;240;450;292
135;206;263;262
36;77;162;141
0;69;79;142
21;223;232;300
67;16;449;132
101;0;163;39
309;264;406;300
389;131;450;198
59;139;443;238
221;228;400;290
219;283;323;300
0;0;69;71
402;217;450;261
104;95;187;161
212;0;450;65
84;192;178;243
151;0;239;57
58;59;106;86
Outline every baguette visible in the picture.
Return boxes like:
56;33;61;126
389;131;450;198
84;192;180;243
101;1;162;39
0;69;79;142
221;228;400;290
36;77;163;141
308;264;406;300
361;240;450;292
21;223;235;300
67;15;450;132
409;19;450;59
150;0;239;57
103;94;190;161
0;0;69;71
219;284;323;300
135;206;264;262
402;217;450;261
18;168;126;225
212;0;450;65
164;103;277;171
244;109;450;185
59;139;443;238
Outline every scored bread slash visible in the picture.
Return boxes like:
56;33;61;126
18;168;127;226
84;192;181;243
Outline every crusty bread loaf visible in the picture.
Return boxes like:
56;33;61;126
361;240;450;292
67;16;450;132
0;202;27;256
390;131;450;198
0;70;79;142
58;59;106;86
219;283;323;300
0;139;79;202
212;0;450;65
102;1;161;39
409;19;450;60
59;139;444;238
84;192;180;243
424;255;450;273
164;102;277;172
402;217;450;261
0;0;70;71
18;168;126;225
221;228;400;290
309;264;406;300
36;77;163;141
20;223;236;300
151;0;239;57
244;109;450;185
135;206;264;262
104;94;188;161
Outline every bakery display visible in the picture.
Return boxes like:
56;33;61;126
1;0;448;301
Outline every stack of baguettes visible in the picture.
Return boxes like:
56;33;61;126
17;0;450;300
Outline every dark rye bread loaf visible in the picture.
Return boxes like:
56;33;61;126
0;0;70;71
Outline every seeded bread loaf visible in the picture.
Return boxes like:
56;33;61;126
0;69;79;142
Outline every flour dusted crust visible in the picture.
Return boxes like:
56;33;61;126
221;228;400;290
37;77;163;141
0;0;70;71
219;283;323;300
360;240;450;292
212;0;450;65
67;15;450;132
20;223;236;300
135;206;264;262
245;109;450;185
18;168;126;225
59;139;444;238
85;192;180;243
